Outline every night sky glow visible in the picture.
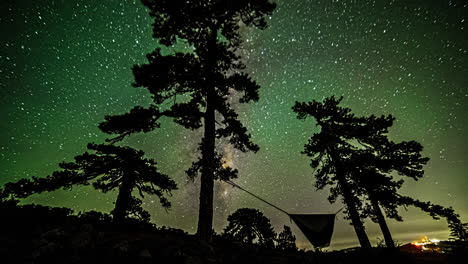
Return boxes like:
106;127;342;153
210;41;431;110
1;0;467;250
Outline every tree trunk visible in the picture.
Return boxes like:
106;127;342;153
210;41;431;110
196;28;217;241
337;175;372;250
370;197;395;249
113;178;133;223
328;148;372;250
197;92;216;240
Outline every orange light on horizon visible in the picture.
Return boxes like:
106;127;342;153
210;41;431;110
411;236;441;252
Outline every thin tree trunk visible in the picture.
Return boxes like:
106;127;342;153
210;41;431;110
337;175;372;250
370;197;395;249
329;149;372;250
197;28;217;241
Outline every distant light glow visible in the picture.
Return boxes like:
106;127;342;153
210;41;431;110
411;236;441;251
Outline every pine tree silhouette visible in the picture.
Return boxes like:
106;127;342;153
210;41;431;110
293;96;374;249
276;225;297;251
98;0;276;240
293;96;464;250
345;138;429;249
223;208;276;248
1;143;177;222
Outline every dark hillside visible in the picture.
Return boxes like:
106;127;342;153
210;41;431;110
1;202;466;264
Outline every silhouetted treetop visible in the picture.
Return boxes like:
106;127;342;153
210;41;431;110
99;1;275;147
293;96;396;151
276;225;297;251
223;208;276;248
142;0;276;46
100;48;262;148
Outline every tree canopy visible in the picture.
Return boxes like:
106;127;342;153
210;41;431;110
293;96;377;249
98;0;276;240
293;96;432;249
1;143;177;222
276;225;297;251
223;208;276;248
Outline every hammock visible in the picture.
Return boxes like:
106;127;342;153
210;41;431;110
222;179;342;248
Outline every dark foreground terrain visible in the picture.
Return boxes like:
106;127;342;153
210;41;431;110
0;202;466;264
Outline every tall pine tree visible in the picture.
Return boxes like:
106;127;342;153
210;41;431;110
99;0;276;240
293;96;434;250
293;96;374;249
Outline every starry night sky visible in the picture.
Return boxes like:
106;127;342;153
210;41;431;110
1;0;467;250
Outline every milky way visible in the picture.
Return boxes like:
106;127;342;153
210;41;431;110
1;0;467;249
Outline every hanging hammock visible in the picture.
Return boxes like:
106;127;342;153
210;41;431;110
222;179;343;248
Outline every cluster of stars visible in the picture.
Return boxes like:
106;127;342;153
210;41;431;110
0;0;467;250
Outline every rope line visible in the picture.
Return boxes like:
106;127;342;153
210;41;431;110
222;179;290;216
335;206;345;215
223;179;345;217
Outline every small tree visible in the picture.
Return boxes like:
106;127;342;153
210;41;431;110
1;143;177;222
276;225;297;251
223;208;276;248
